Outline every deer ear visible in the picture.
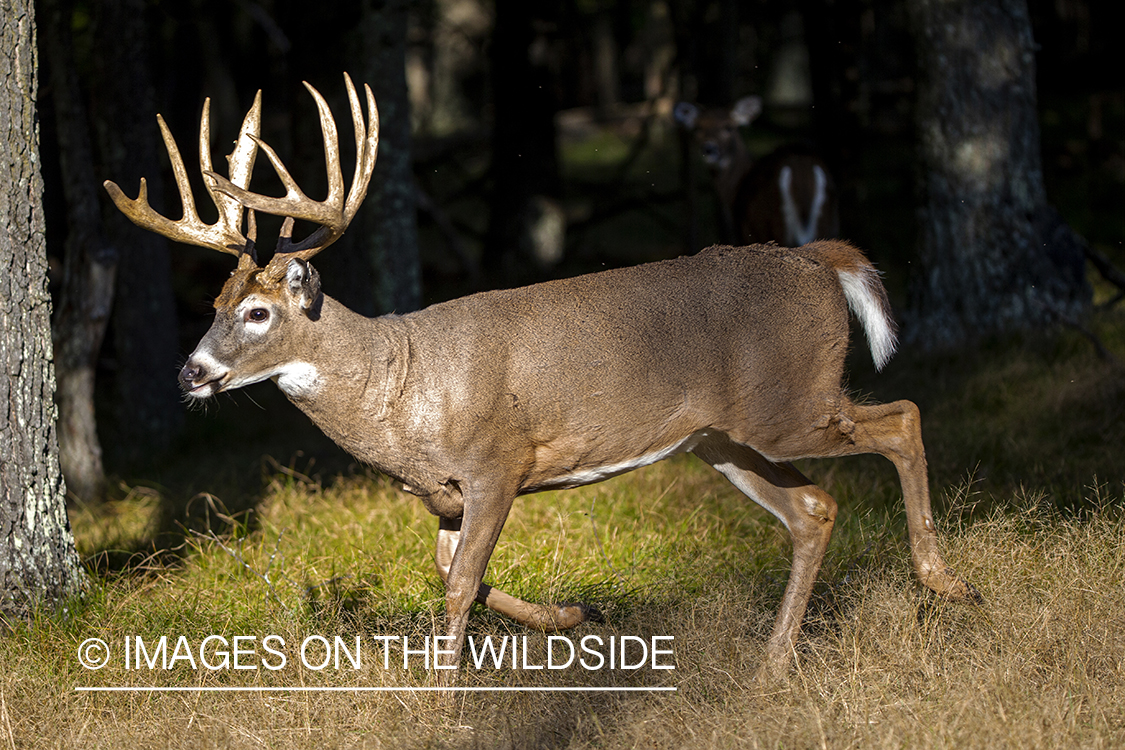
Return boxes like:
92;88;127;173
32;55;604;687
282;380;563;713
285;258;322;316
673;101;700;130
730;96;763;127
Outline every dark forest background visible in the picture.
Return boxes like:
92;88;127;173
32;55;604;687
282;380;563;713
33;0;1123;505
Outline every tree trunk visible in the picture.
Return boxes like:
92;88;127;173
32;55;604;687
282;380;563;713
904;0;1090;349
353;0;422;315
1;0;85;618
91;0;183;461
485;0;564;284
42;0;117;502
592;11;620;116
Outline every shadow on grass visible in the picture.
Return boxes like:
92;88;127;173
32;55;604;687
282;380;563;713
78;380;361;577
843;311;1125;513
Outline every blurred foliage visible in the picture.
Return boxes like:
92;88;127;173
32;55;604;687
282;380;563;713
30;0;1120;500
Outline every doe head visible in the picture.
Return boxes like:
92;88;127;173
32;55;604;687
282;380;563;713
674;95;763;172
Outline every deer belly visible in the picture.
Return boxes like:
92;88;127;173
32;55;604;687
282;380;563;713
523;429;712;492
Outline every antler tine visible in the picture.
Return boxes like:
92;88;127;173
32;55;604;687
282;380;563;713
343;76;380;228
205;73;379;266
203;92;262;255
103;99;258;258
159;114;202;230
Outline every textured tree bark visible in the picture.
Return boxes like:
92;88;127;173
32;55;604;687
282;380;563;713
42;0;117;502
904;0;1090;349
353;0;422;315
1;0;85;617
91;0;183;461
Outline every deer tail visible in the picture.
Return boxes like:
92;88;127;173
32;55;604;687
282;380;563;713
801;241;899;371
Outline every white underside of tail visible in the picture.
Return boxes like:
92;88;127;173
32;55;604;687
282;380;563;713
837;269;897;370
779;165;828;247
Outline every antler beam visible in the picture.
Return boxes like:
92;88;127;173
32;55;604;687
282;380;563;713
102;92;263;258
204;73;380;263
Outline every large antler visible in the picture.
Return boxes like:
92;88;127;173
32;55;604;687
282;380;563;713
204;73;379;272
103;92;263;264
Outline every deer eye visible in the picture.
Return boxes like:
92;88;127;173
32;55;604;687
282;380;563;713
246;308;269;323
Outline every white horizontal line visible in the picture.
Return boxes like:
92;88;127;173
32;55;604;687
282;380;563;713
75;686;676;693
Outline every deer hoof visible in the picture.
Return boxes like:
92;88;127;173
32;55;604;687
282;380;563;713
921;567;983;604
544;602;600;630
955;576;984;604
576;602;605;624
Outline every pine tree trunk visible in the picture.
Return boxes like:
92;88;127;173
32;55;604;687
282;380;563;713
354;0;422;315
91;0;183;462
43;0;117;502
485;0;563;283
904;0;1090;348
1;0;85;617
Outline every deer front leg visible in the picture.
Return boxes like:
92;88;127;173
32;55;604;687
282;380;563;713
438;487;517;672
435;517;593;633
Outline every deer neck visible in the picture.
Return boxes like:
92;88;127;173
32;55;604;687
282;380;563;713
713;142;754;210
278;296;410;466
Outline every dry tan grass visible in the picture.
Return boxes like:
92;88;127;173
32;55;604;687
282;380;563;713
4;469;1123;749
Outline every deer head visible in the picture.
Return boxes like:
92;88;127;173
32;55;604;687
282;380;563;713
674;96;762;178
103;74;378;400
674;95;837;247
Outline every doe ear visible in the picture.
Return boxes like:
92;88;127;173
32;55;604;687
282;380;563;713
673;101;700;130
285;258;322;316
730;96;763;127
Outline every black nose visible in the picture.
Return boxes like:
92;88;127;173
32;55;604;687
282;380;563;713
178;361;206;391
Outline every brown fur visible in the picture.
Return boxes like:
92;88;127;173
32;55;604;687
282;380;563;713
181;240;978;677
106;79;973;679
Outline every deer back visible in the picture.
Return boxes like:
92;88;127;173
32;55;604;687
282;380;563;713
257;245;855;503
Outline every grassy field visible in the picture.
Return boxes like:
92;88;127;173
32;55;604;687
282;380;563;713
2;297;1123;748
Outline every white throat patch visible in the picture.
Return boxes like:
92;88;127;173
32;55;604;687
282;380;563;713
274;362;324;399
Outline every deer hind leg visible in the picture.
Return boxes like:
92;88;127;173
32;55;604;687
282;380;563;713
834;399;980;602
694;434;838;675
435;517;593;634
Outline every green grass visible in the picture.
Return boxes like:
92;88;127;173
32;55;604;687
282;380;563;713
3;304;1124;748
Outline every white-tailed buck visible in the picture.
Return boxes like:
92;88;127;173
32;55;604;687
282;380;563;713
105;75;977;676
675;96;839;248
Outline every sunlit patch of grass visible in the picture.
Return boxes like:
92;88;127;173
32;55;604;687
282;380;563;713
561;128;636;175
69;486;164;569
9;458;1125;748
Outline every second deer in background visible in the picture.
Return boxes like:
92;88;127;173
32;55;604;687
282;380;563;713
675;96;839;248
